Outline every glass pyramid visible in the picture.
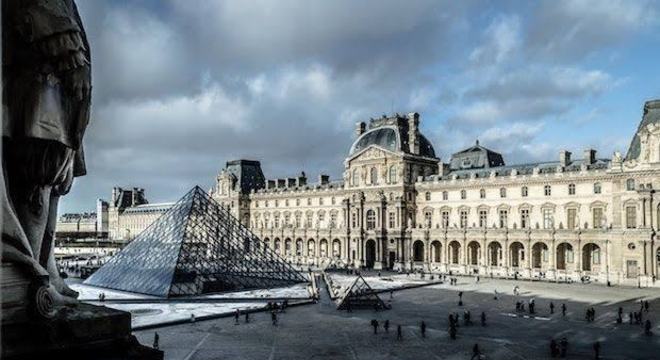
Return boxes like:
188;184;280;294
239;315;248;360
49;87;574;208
84;186;307;297
336;275;389;311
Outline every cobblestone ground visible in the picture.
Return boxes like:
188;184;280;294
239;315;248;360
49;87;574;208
135;275;660;360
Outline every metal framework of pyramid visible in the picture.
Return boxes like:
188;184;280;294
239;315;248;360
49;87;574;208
84;186;307;297
336;275;389;311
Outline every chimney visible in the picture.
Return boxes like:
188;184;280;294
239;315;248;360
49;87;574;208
355;122;366;137
318;174;330;185
111;187;119;205
277;179;286;188
267;180;276;189
583;149;597;165
131;188;139;206
297;172;307;187
559;150;572;167
407;112;420;155
287;178;296;188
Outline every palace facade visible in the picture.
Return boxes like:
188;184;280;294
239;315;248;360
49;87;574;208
60;100;660;287
212;100;660;287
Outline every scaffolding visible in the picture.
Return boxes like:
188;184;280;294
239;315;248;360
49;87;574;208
85;186;307;297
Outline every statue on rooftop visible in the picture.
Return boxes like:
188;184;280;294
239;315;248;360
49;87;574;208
2;0;91;317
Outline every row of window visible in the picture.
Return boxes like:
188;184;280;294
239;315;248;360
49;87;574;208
253;211;340;229
256;196;338;208
425;182;608;202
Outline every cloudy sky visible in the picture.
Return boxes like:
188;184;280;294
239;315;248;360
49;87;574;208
62;0;660;213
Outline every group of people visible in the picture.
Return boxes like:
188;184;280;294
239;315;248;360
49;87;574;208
549;337;569;358
369;319;404;340
585;307;597;322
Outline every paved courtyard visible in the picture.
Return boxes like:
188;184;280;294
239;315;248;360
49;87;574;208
135;275;660;359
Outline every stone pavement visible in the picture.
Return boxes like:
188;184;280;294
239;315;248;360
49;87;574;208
134;275;660;359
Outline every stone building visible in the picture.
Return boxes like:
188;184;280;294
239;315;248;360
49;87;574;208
211;101;660;287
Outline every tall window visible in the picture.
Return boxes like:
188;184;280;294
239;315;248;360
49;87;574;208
441;211;450;228
593;208;603;229
425;192;431;201
317;211;325;227
319;197;324;205
295;198;300;206
329;212;337;229
424;210;433;228
351;212;357;228
306;212;313;228
442;191;448;201
500;188;507;198
479;210;488;228
370;167;378;185
331;197;336;205
274;214;280;228
626;206;637;228
366;210;376;230
307;198;312;205
544;185;552;196
284;213;291;227
626;178;635;191
480;189;486;199
567;208;576;229
521;186;528;197
543;208;554;229
460;210;468;228
295;212;301;227
389;212;396;228
593;182;602;194
460;190;467;200
352;168;359;186
568;183;576;195
389;165;397;183
499;210;508;228
521;209;530;229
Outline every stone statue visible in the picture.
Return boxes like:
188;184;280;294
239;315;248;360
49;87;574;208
2;0;91;317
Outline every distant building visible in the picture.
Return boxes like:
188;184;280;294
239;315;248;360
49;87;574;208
64;100;660;287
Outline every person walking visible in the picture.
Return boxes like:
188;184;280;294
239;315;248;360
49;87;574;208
397;325;403;340
384;319;390;333
235;309;240;325
420;321;427;338
371;319;379;334
593;341;600;359
561;303;566;317
271;311;278;326
550;302;555;314
245;312;249;323
559;337;568;358
458;291;464;306
645;320;652;336
480;312;486;327
471;343;481;360
153;332;159;350
644;300;649;312
550;339;559;358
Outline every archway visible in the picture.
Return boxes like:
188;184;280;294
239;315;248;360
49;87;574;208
532;242;548;269
284;238;292;256
510;242;524;268
274;238;281;255
263;237;270;249
468;241;480;265
556;242;573;270
295;238;303;256
449;241;461;264
332;239;341;258
488;242;502;266
320;239;329;258
431;241;442;263
307;239;316;257
582;243;601;271
413;240;425;262
365;239;376;268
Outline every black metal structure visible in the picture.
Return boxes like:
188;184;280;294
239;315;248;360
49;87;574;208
84;186;307;297
336;275;388;311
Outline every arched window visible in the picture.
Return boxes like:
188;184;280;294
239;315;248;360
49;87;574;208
370;167;378;185
500;188;507;198
480;189;486;199
568;183;576;195
521;186;528;197
626;178;635;191
389;165;397;183
366;210;376;230
460;190;467;200
544;185;552;196
352;168;359;186
593;182;602;194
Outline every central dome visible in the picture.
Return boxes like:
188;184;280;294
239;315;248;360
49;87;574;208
349;125;436;158
349;127;399;155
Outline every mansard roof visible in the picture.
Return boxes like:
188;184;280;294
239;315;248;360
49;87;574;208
348;114;437;159
225;159;266;193
626;99;660;161
449;141;505;170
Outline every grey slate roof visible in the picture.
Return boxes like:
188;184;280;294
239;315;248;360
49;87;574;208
626;100;660;161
